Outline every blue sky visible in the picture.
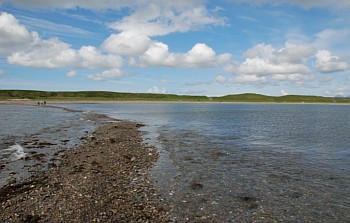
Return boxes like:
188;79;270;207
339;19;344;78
0;0;349;96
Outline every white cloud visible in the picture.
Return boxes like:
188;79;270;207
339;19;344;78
66;70;76;78
139;42;173;66
109;4;225;36
2;13;124;71
226;43;319;85
244;43;315;65
238;58;310;76
0;12;38;56
315;50;349;73
87;69;126;81
8;40;124;70
1;5;228;79
8;38;78;68
102;31;152;56
138;42;230;68
184;43;217;67
235;74;267;83
147;86;167;94
78;46;123;69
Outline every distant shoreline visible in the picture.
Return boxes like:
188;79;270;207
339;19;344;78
1;99;350;106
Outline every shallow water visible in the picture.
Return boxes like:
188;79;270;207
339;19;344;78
0;105;96;186
33;103;350;221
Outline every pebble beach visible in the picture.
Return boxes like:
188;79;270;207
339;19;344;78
0;117;170;222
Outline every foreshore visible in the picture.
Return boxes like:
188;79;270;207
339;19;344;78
0;119;170;222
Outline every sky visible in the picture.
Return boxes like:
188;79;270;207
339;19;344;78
0;0;350;97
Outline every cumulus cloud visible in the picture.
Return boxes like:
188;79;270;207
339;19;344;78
139;42;173;66
78;46;123;69
185;43;217;67
87;69;126;81
315;50;349;73
0;12;38;56
226;43;315;84
237;57;310;75
1;12;230;84
8;39;123;70
147;86;167;94
138;42;231;68
8;38;78;68
102;31;152;56
244;43;315;65
1;12;123;73
235;74;267;83
109;4;225;36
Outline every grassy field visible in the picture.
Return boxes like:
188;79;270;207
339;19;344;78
0;90;210;102
1;90;350;104
211;93;350;103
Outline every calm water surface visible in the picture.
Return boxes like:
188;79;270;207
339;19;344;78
4;103;350;222
61;103;350;222
0;104;95;186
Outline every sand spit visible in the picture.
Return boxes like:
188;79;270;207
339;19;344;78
0;121;170;222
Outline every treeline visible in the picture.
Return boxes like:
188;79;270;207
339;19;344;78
1;90;350;103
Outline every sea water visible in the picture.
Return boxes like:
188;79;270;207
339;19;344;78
3;103;350;222
0;104;96;186
61;102;350;222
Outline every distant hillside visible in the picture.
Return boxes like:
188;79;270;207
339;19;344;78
213;93;350;103
1;90;350;103
212;93;274;102
0;90;209;102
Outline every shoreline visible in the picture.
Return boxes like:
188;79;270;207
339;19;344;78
0;119;170;222
1;99;350;105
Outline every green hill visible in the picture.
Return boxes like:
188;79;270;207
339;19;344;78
0;90;209;102
212;93;275;102
1;90;350;103
213;93;350;103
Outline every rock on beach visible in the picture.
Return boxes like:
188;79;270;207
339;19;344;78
0;121;170;222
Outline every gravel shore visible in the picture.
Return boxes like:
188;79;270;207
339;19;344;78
0;120;170;222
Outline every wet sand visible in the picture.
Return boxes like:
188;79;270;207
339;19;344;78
0;120;170;222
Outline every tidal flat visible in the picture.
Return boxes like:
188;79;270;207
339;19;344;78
0;108;169;222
